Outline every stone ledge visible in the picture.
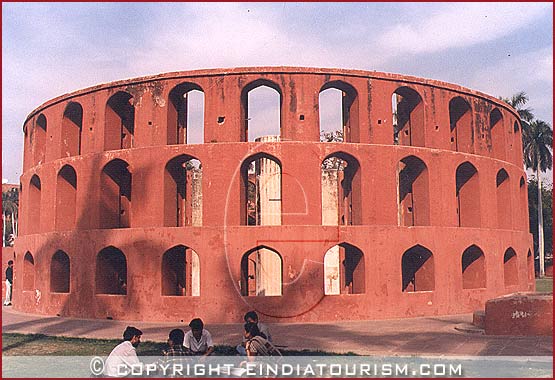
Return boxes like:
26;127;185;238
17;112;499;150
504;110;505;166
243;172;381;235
484;292;553;336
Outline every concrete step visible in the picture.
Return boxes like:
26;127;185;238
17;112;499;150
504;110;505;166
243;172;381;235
454;322;485;335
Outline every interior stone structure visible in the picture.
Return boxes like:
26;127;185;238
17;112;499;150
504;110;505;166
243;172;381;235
14;67;534;322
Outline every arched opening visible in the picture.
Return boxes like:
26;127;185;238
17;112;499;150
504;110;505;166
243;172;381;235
161;245;200;296
50;250;70;293
167;83;204;145
456;162;480;227
95;246;127;295
61;102;83;157
527;249;534;281
240;153;281;226
164;156;202;227
519;176;527;230
56;165;77;231
240;246;282;296
503;248;518;287
321;152;361;225
392;87;425;147
34;114;47;165
462;245;486;289
402;245;434;292
489;108;505;160
319;81;359;142
449;97;472;152
100;159;131;228
324;242;365;295
241;80;282;142
23;252;35;291
398;156;429;226
104;91;135;150
496;169;511;229
28;175;41;234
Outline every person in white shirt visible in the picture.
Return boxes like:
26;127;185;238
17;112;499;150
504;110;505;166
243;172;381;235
103;326;143;377
183;318;214;356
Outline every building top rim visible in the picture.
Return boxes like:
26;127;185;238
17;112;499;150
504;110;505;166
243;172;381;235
23;66;520;128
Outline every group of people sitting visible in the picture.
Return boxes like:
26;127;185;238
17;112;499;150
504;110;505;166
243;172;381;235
103;311;280;377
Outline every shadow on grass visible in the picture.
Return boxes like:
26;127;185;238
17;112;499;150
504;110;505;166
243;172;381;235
3;333;357;356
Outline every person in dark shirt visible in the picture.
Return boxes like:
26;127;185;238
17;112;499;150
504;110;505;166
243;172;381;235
158;329;189;376
4;260;13;306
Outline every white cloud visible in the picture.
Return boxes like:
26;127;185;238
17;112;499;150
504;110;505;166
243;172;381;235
376;3;549;55
469;47;553;123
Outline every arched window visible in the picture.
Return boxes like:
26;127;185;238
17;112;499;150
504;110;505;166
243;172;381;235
461;245;486;289
449;97;472;153
401;245;434;292
241;153;281;226
520;176;527;230
321;152;361;225
61;102;83;157
167;83;204;145
398;156;429;226
105;91;135;150
100;159;132;228
50;250;70;293
241;80;281;142
23;252;35;291
28;175;41;234
319;81;359;142
240;246;282;296
164;156;202;227
392;87;424;147
456;162;480;227
161;245;200;296
489;108;505;160
56;165;77;230
503;248;518;287
496;169;511;229
324;242;365;295
95;246;127;295
34;114;47;166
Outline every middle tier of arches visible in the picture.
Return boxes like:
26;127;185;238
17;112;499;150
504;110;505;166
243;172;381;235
20;143;529;235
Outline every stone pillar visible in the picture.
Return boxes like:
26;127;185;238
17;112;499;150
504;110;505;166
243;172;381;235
255;135;281;226
192;169;203;226
255;248;282;296
324;245;340;295
321;169;339;225
191;250;200;297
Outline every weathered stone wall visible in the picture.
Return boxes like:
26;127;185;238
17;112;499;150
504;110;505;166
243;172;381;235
14;67;533;323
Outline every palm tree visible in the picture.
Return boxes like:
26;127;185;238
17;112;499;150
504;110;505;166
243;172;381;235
499;91;534;126
523;120;553;277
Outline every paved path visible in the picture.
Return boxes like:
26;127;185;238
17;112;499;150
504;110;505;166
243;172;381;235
2;307;552;356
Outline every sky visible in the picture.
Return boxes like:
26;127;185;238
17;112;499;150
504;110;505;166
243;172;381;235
2;2;553;184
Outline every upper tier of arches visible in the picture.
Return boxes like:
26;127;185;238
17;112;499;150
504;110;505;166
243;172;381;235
22;68;524;173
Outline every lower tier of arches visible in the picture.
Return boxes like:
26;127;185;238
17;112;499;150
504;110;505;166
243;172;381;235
12;226;534;323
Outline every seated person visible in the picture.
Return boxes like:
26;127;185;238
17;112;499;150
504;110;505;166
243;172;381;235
158;328;188;375
237;310;272;355
244;322;281;360
103;326;142;377
183;318;214;356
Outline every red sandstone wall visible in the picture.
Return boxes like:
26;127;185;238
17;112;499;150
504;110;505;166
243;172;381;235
14;67;534;322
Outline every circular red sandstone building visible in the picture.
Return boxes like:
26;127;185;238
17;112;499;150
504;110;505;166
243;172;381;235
15;67;534;323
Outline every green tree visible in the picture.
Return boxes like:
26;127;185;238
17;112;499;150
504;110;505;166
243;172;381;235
527;179;553;263
2;188;19;246
523;120;553;277
499;91;534;126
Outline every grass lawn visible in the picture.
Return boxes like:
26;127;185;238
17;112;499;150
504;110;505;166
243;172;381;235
2;333;355;356
535;277;553;292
